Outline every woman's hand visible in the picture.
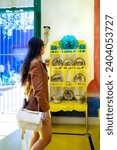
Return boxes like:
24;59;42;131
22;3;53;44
42;111;51;122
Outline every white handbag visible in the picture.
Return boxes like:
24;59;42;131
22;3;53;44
16;108;43;131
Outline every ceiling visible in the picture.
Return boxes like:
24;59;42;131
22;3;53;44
0;0;33;8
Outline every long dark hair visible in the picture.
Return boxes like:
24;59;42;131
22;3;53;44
20;37;44;86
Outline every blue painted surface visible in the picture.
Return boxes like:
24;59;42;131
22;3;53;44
0;29;34;85
0;29;33;72
88;97;100;117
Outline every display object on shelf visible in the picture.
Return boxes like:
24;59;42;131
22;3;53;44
52;58;63;66
79;44;86;51
51;74;63;82
63;90;74;100
63;58;73;66
59;35;79;49
74;73;86;82
74;58;85;66
49;38;88;132
51;94;62;104
75;95;86;104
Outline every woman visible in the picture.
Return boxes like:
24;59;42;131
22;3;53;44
20;37;52;150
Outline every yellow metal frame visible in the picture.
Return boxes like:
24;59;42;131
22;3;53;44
49;41;88;133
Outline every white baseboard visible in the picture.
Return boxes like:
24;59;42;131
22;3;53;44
52;116;99;125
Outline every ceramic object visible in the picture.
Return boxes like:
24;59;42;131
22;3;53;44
51;74;62;82
74;58;85;66
63;58;73;66
74;73;86;82
52;95;62;104
52;58;63;66
59;35;79;49
75;95;86;104
63;90;74;100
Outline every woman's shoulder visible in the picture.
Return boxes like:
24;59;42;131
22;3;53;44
29;59;41;73
30;59;42;67
31;59;40;64
29;59;47;74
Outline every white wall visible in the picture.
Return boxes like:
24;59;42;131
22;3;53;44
41;0;94;82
